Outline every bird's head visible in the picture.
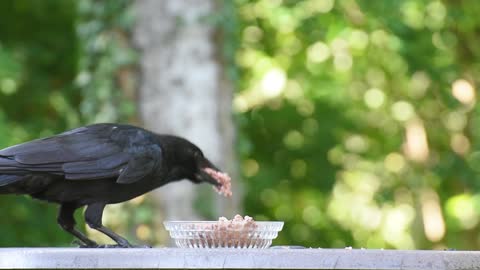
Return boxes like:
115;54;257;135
161;135;232;196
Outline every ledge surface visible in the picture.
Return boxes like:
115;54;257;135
1;247;480;269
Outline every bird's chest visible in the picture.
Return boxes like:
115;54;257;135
104;171;174;203
101;178;157;203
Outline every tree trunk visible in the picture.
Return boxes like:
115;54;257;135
133;0;238;233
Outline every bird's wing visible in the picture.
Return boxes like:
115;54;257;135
0;124;162;184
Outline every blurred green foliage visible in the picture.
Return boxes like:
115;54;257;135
235;0;480;250
76;0;137;123
1;0;480;251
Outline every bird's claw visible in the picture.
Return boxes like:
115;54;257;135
94;244;152;248
76;243;152;248
73;238;151;248
73;239;99;248
96;244;126;248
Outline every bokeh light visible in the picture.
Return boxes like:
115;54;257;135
452;79;475;105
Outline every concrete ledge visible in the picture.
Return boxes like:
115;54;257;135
0;248;479;269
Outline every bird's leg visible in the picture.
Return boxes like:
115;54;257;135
85;203;145;248
57;203;98;248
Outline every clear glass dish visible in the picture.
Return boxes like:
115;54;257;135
163;221;284;249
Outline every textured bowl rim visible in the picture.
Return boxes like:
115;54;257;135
163;221;284;231
163;221;283;224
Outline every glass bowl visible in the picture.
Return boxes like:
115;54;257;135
163;221;284;249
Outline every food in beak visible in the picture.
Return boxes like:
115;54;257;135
203;167;232;197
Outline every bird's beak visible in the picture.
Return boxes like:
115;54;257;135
194;156;222;187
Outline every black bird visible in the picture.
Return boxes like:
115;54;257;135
0;123;231;248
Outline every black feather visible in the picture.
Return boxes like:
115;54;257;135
0;175;21;186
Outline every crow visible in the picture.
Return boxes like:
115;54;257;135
0;123;231;248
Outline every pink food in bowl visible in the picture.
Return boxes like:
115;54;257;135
197;215;258;247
